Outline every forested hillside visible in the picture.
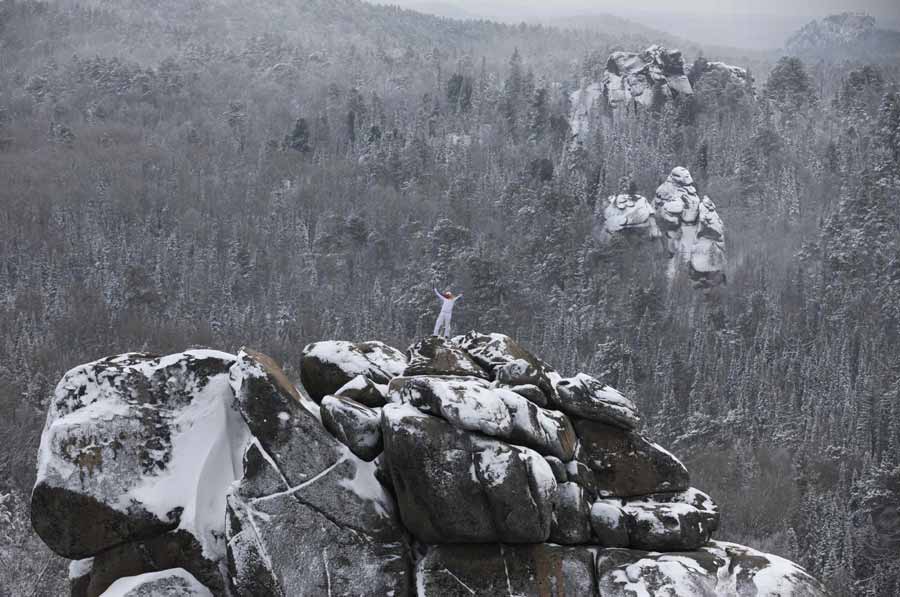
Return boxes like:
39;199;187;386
0;1;899;595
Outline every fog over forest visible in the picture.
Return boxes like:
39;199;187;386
1;0;899;596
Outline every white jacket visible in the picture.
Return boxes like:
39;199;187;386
434;288;462;315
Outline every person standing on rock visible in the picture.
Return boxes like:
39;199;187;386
433;287;462;338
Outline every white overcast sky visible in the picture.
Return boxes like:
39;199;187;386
443;0;900;17
405;0;900;19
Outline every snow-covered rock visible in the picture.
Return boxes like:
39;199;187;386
453;331;555;399
389;375;576;460
595;193;658;242
99;568;212;597
226;349;408;596
575;418;689;497
31;332;830;596
32;350;250;560
596;541;830;596
654;166;727;286
300;340;407;401
320;395;383;461
380;403;556;543
602;45;692;108
702;61;753;88
554;373;640;429
404;335;488;378
590;501;630;547
596;487;719;551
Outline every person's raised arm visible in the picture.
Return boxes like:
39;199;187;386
434;287;444;300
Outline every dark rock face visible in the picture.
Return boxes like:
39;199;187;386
32;332;832;597
334;374;388;407
417;543;599;597
549;482;593;544
575;419;689;497
320;395;383;461
380;403;556;543
404;336;488;378
300;340;406;401
227;350;408;596
230;349;345;486
590;501;630;547
555;373;639;429
83;530;223;597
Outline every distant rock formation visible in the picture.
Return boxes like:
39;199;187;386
654;166;727;286
594;168;727;287
603;45;693;108
569;45;751;136
33;334;828;596
786;13;900;61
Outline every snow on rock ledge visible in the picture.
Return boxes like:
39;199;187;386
32;350;250;560
99;568;213;597
597;541;831;596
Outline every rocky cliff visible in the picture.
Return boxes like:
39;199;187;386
33;333;828;596
569;44;750;134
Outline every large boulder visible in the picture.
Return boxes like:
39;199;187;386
404;336;488;378
320;395;383;461
554;373;639;429
654;167;727;286
389;375;576;460
226;350;409;596
98;568;213;597
596;541;831;597
596;487;719;551
549;482;593;545
380;403;556;543
416;543;598;597
300;340;407;401
82;530;223;597
602;45;693;107
31;350;250;560
575;419;689;497
453;331;555;399
689;196;727;287
595;193;658;242
590;501;630;547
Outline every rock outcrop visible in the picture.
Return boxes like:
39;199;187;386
602;45;693;108
32;333;829;596
594;166;727;287
654;166;727;286
569;45;751;134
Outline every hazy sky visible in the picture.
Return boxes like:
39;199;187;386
386;0;900;20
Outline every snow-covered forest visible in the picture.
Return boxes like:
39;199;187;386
0;1;899;595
